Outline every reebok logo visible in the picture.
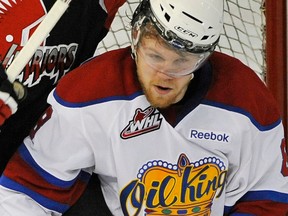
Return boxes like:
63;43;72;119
190;129;230;143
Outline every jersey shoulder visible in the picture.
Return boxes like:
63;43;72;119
205;52;281;126
55;47;141;106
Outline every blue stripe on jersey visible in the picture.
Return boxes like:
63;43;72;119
239;190;288;203
53;90;143;108
0;175;70;213
201;99;282;131
19;144;90;188
224;190;288;215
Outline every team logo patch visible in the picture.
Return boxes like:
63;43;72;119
121;106;163;139
120;153;227;215
0;0;78;86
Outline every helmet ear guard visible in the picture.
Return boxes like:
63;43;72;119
131;1;151;59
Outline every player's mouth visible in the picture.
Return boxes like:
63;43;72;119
154;85;172;95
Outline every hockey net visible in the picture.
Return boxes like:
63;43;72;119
97;0;287;137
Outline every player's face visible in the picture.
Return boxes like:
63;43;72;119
136;38;195;108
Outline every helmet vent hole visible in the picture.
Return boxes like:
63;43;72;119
164;13;171;22
201;36;209;40
182;11;203;24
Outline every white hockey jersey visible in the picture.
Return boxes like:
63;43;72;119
0;48;287;216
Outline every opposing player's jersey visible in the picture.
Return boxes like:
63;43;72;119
0;0;126;172
0;48;287;215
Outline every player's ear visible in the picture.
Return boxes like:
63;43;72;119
132;28;138;40
132;28;141;48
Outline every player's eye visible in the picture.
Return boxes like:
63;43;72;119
147;53;164;63
174;58;189;65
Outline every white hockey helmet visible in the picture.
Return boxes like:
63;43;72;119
132;0;224;53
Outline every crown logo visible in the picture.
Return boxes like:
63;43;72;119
136;154;227;215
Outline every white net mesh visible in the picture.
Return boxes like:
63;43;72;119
218;0;266;79
96;0;266;79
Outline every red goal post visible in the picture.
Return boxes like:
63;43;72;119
265;0;287;139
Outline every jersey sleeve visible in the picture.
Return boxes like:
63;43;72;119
224;121;288;215
206;52;288;215
0;90;96;215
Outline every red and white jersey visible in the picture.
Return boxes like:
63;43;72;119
0;48;287;215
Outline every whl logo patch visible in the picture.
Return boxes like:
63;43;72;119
121;107;163;139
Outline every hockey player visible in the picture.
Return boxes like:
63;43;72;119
0;0;287;215
0;0;125;215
